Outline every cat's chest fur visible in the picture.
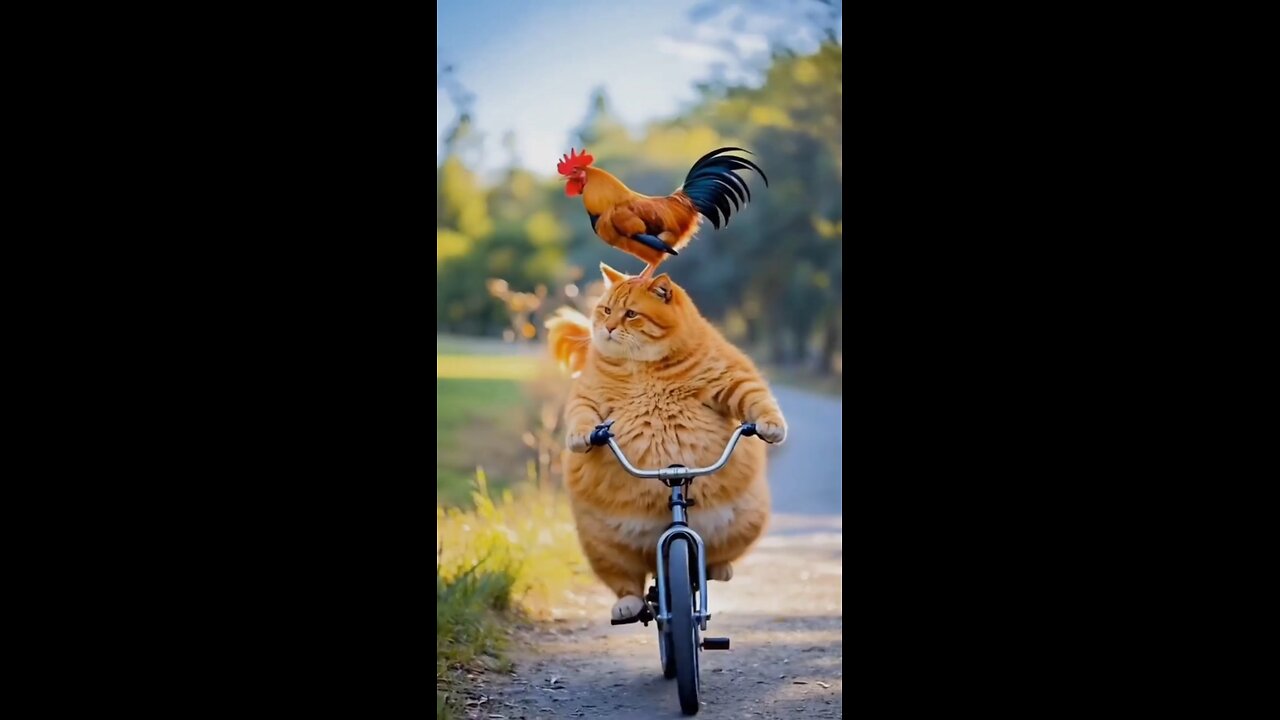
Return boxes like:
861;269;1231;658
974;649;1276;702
596;369;728;468
602;366;712;420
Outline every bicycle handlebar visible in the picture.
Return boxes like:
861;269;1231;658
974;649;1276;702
590;421;760;480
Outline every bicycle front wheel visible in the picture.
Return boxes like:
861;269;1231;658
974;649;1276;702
667;537;700;715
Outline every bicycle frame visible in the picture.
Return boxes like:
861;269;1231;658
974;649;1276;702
598;423;757;632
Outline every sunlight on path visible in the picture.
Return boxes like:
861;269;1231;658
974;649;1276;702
436;354;541;380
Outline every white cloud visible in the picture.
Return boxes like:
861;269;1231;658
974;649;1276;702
732;33;769;55
654;36;732;64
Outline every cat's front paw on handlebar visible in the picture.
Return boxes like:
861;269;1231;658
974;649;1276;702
567;428;597;453
753;417;787;444
568;420;614;453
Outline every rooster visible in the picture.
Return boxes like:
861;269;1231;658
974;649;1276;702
558;146;768;279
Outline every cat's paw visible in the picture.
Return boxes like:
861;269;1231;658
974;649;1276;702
708;561;734;582
611;595;647;621
755;416;788;444
566;427;594;453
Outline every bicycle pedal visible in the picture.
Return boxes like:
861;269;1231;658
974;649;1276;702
702;637;731;650
610;606;655;626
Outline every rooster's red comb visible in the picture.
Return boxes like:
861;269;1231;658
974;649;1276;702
557;148;594;176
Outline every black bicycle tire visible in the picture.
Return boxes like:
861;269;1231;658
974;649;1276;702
668;537;700;714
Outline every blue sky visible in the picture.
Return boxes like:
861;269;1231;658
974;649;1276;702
436;0;835;178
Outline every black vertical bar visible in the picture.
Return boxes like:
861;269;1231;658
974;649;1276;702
671;484;687;525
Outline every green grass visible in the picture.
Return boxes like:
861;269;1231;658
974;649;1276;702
437;560;513;718
435;348;565;507
435;348;548;506
436;376;531;505
436;473;589;717
435;336;470;355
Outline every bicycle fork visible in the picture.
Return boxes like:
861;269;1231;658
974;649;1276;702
654;483;730;650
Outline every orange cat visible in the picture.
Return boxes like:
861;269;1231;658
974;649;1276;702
546;264;787;621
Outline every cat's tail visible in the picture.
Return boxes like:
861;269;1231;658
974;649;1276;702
545;307;591;378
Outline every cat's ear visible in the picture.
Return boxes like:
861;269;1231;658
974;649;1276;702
649;274;674;303
600;262;628;289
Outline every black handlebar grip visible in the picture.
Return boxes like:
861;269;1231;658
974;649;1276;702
740;423;758;437
589;420;615;446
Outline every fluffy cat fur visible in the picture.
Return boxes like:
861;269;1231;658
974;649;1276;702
545;263;787;621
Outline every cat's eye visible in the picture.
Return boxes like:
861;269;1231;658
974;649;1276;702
625;310;637;319
602;307;611;315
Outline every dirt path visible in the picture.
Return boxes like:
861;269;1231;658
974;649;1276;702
480;386;843;718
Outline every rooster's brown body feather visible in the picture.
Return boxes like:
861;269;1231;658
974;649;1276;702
564;148;767;278
582;166;701;270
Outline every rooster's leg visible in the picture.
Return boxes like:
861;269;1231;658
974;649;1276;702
629;233;677;281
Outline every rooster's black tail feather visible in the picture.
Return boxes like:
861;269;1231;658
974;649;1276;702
681;147;768;230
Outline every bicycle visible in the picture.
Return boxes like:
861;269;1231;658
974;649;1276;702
588;419;765;716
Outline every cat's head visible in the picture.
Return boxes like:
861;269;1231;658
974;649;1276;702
591;263;691;361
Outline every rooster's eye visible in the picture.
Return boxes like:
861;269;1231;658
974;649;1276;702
625;310;637;319
602;307;611;315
